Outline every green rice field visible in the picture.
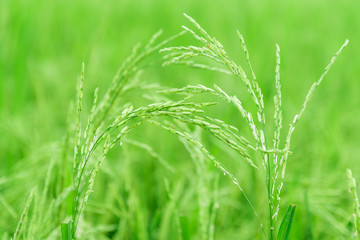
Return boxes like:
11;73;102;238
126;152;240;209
1;0;360;239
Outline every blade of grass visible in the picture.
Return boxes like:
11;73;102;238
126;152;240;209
277;205;296;240
12;188;36;240
61;221;72;240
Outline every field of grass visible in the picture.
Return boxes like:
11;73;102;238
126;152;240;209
1;0;360;239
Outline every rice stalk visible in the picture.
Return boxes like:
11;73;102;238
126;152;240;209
160;14;348;239
12;188;36;240
275;39;349;220
347;169;360;236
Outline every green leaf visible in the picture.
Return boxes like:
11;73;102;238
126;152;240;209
180;216;190;240
61;221;72;240
277;204;296;240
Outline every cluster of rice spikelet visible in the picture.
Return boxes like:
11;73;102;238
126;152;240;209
7;13;351;240
160;13;348;239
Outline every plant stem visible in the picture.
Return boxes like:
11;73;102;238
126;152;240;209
267;154;274;240
261;122;274;240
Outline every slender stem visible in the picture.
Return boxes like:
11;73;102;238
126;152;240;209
262;127;273;240
267;154;274;240
259;150;273;240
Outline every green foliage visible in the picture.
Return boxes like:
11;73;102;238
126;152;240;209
277;205;296;240
60;222;72;240
1;1;358;239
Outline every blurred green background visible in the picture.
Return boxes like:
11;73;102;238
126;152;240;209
1;0;360;239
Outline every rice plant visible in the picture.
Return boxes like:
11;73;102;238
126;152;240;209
64;13;348;239
159;13;348;239
347;169;360;237
65;31;200;238
5;12;350;239
65;27;247;239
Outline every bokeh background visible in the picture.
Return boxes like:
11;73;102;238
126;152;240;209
1;0;360;239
